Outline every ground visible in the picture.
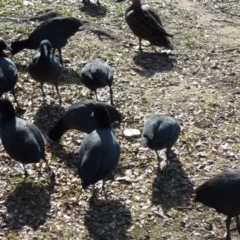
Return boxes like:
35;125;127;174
0;0;240;239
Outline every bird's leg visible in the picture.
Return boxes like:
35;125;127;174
155;150;162;169
94;90;99;101
102;179;108;196
109;86;114;106
236;215;240;234
44;159;55;181
90;184;99;205
138;38;142;52
57;48;63;65
102;180;105;192
165;148;171;166
92;184;95;197
11;89;17;102
21;163;29;178
17;162;28;177
40;83;46;98
226;216;232;240
55;84;62;105
11;88;21;110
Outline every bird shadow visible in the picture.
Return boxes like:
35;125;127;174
132;52;176;77
49;139;80;173
80;2;107;17
61;66;81;85
84;199;132;240
152;152;194;213
2;181;53;231
32;101;65;136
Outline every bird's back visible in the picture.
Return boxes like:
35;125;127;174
195;170;240;217
79;128;120;188
80;61;113;90
49;100;122;141
0;57;18;95
1;117;45;164
28;17;82;49
142;114;180;150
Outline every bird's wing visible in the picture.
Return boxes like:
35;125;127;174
142;5;163;27
78;133;101;182
141;8;173;38
16;121;43;162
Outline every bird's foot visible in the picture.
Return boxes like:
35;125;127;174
42;93;47;99
24;171;29;178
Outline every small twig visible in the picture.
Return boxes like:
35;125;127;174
232;91;240;95
121;120;139;123
192;65;201;75
222;47;240;52
176;206;193;210
228;12;240;18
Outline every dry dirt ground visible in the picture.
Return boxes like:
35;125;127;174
0;0;240;239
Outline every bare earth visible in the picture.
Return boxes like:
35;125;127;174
0;0;240;239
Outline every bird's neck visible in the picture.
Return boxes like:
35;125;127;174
97;116;111;129
39;52;51;63
12;39;31;55
0;51;8;58
1;109;15;125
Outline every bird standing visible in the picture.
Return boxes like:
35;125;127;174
0;99;52;177
78;105;120;197
194;170;240;240
11;17;82;64
0;38;18;102
28;40;63;104
142;114;180;167
125;0;174;51
79;60;115;106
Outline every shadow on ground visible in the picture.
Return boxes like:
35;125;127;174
84;199;132;240
2;181;53;230
80;1;107;17
152;152;194;212
33;101;65;135
33;101;80;172
133;52;176;77
49;139;81;173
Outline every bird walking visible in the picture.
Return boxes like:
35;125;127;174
79;60;115;106
142;114;180;167
194;170;240;240
0;99;52;177
28;40;63;104
125;0;174;51
11;17;83;64
78;105;120;198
